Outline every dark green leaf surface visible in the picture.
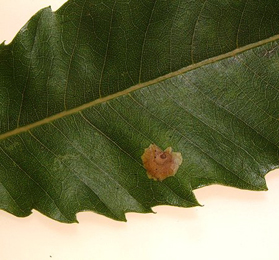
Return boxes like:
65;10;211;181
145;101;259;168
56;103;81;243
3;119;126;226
0;0;278;222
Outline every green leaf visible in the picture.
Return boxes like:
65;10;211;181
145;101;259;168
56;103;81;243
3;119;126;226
0;0;278;223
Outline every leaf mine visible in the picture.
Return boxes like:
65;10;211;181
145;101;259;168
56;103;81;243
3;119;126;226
141;144;183;181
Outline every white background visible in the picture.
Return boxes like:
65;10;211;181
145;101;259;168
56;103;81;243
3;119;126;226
1;1;279;259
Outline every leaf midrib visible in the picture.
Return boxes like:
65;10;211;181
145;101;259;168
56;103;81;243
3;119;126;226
1;34;279;141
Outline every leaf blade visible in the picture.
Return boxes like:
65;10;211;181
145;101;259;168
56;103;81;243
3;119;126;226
2;0;279;133
0;0;278;222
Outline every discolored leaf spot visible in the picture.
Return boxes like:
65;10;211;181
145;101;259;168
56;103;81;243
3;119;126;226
141;144;183;181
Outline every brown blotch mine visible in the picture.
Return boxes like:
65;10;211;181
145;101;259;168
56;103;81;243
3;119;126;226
141;144;183;181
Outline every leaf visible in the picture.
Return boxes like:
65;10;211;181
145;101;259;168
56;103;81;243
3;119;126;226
0;0;278;223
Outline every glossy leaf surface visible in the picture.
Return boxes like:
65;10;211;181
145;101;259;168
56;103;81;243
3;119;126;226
0;0;278;222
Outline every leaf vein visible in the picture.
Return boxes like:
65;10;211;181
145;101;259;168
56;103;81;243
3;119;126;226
128;94;265;189
0;35;279;141
28;129;121;220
